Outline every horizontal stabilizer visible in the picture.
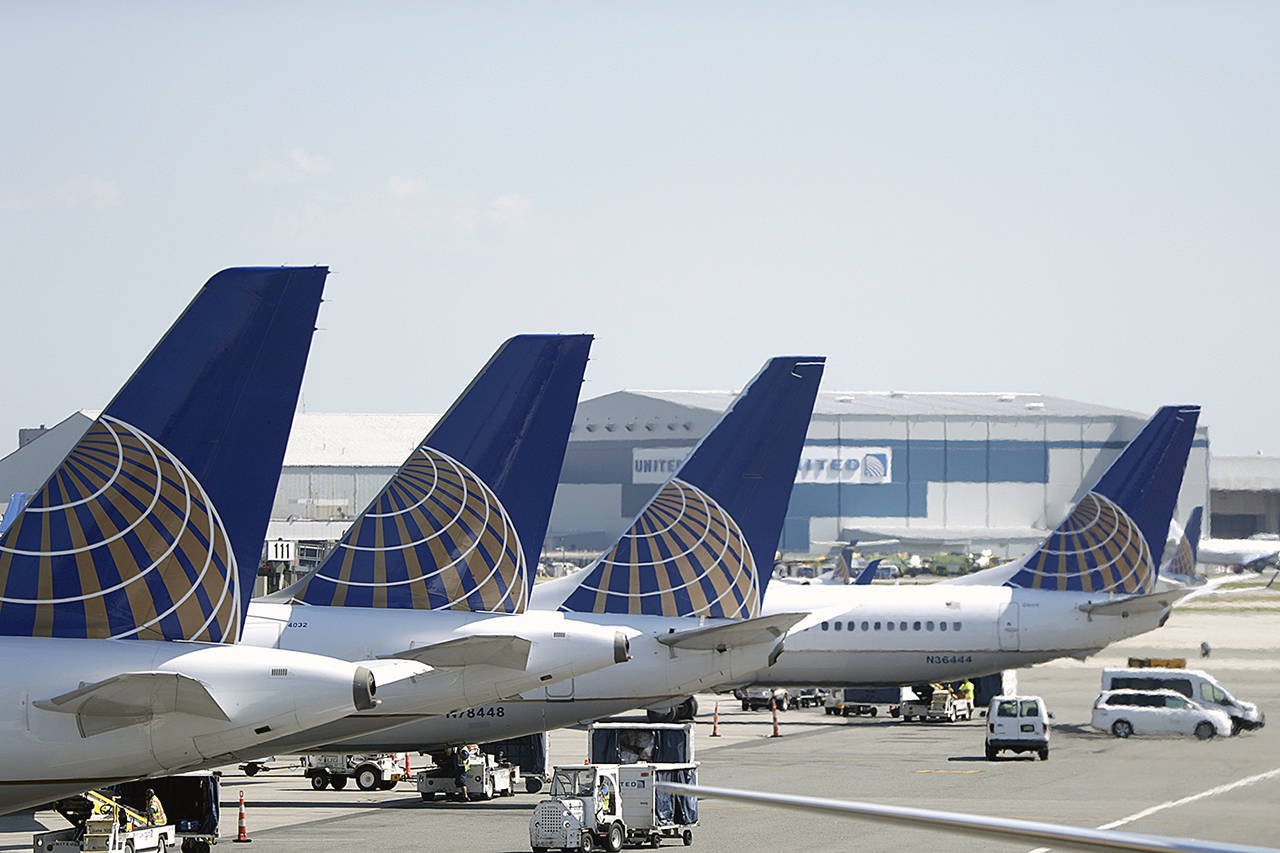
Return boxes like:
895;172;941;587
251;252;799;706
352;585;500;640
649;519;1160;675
380;634;532;669
1077;589;1188;616
658;612;806;650
35;671;229;737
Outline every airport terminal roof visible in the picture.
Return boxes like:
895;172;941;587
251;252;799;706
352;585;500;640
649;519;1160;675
281;413;438;467
1210;455;1280;492
583;390;1143;419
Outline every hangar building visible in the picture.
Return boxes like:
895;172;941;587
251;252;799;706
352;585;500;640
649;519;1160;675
549;391;1211;557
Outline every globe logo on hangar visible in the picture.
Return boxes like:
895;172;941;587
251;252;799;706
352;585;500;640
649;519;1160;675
862;452;889;482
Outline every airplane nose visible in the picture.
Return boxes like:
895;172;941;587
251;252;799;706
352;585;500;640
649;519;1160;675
352;665;378;711
614;631;632;663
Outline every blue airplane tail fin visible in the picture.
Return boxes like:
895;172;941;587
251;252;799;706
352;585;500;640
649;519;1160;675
559;356;824;619
0;267;327;642
289;335;592;612
0;493;28;536
854;558;882;586
1006;405;1199;595
1165;506;1204;580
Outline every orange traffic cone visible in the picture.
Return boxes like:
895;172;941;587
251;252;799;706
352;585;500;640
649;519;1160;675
234;789;252;843
710;702;721;737
770;698;782;738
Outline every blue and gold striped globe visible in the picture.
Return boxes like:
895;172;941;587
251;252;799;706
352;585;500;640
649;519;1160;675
1009;492;1154;594
299;446;527;612
0;416;239;642
560;478;760;618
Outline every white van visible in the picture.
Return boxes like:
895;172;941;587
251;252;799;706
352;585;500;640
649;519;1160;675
1100;668;1263;734
985;695;1050;761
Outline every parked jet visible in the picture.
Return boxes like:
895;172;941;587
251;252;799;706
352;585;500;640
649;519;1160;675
0;267;421;814
1196;530;1280;572
229;336;632;757
296;356;824;753
743;405;1200;688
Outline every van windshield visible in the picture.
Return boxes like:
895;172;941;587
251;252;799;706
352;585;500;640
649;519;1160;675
1019;700;1040;717
996;701;1019;718
1200;683;1233;706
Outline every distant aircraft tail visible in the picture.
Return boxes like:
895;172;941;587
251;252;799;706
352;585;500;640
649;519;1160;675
854;559;882;586
286;335;592;612
1004;405;1199;595
557;356;824;618
0;493;27;536
1163;506;1203;581
0;267;327;642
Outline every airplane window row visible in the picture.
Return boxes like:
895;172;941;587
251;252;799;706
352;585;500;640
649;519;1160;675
819;620;961;632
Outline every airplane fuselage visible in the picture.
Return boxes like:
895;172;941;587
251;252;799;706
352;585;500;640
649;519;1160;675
230;603;633;756
0;637;378;814
295;611;788;753
746;582;1169;687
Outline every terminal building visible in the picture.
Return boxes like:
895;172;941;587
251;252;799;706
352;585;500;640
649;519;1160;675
1;392;1258;568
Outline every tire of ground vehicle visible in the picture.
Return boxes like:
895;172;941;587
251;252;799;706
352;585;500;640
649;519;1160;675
605;822;625;852
356;766;381;791
985;745;997;761
125;841;134;853
420;792;434;802
244;764;259;777
870;707;878;717
311;772;329;790
1111;719;1133;738
379;780;396;790
533;847;548;853
682;828;694;846
1038;747;1049;761
646;707;678;723
526;777;543;794
1195;721;1216;740
741;700;750;711
903;714;914;722
483;778;493;799
158;839;169;853
677;696;698;720
330;776;347;790
580;829;594;851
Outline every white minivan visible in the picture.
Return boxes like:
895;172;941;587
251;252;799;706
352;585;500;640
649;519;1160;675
1092;689;1232;739
985;695;1050;761
1101;668;1263;734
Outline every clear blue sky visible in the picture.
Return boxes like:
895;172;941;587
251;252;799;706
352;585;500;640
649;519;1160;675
2;2;1276;454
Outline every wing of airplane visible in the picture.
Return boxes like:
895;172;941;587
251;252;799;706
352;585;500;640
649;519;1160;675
34;671;230;737
378;634;533;669
656;612;805;651
655;781;1277;853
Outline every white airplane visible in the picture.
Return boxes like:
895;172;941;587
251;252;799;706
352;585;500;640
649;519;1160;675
1196;531;1280;572
0;267;426;814
269;355;825;753
657;781;1277;853
741;405;1201;688
223;336;633;758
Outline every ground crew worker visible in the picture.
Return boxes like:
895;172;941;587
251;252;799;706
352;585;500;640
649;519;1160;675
453;746;472;801
958;679;975;702
144;788;167;826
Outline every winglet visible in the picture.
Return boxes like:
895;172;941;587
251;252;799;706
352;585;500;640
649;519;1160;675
854;559;882;586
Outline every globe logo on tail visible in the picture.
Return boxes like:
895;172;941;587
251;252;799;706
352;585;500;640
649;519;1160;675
1009;492;1154;595
0;416;239;642
561;478;760;618
301;446;527;612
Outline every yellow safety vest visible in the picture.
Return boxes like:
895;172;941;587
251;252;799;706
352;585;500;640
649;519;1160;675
147;796;167;826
